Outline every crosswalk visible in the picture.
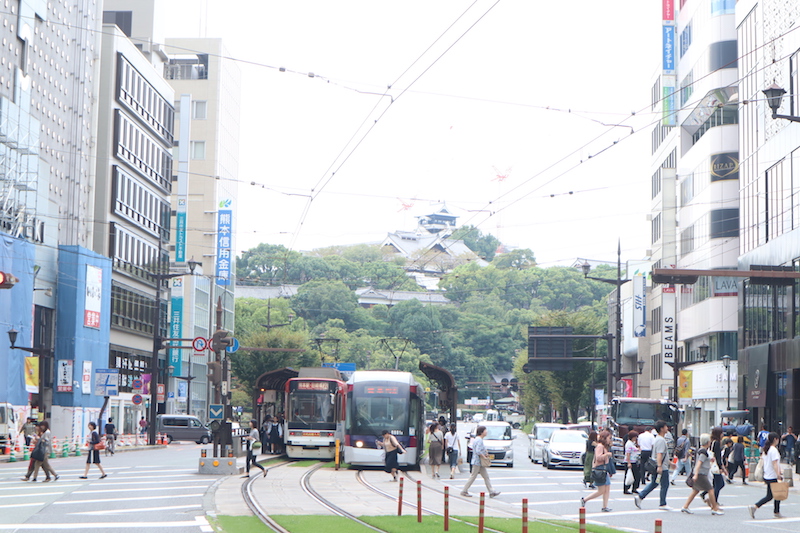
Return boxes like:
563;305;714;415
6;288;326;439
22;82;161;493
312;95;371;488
0;462;216;532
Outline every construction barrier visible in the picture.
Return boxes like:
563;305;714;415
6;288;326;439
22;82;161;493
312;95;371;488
397;477;404;516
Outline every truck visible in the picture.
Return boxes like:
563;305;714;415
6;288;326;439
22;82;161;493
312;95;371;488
608;397;680;465
0;403;19;454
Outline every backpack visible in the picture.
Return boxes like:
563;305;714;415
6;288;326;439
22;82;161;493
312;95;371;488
675;437;687;459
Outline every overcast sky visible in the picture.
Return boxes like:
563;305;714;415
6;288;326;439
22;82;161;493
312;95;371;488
161;0;662;267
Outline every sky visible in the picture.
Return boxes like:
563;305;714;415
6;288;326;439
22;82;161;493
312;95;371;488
161;0;663;267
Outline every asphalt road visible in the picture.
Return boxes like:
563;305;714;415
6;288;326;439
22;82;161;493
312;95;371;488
0;443;215;532
442;427;800;531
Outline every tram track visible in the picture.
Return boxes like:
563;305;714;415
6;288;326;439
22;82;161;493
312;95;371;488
403;470;519;517
241;460;294;533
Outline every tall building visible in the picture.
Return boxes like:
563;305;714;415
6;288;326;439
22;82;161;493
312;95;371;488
0;0;108;439
644;0;739;433
163;37;240;418
736;0;800;432
92;15;175;434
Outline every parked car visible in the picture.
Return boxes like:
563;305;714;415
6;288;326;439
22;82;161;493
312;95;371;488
156;414;212;444
467;421;515;467
528;422;568;463
542;429;587;469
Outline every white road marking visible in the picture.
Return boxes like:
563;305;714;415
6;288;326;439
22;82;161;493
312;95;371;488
0;518;212;529
0;484;81;491
77;485;212;494
0;492;64;498
69;503;203;515
53;493;205;505
0;502;45;508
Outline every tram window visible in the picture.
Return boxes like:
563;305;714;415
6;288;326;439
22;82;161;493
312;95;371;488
353;396;408;434
290;392;335;424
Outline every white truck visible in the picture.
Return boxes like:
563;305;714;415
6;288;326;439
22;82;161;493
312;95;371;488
0;403;19;454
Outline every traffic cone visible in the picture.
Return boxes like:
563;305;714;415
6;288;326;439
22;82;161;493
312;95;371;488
8;444;16;462
163;433;169;446
23;442;30;461
745;461;750;478
61;437;69;457
50;437;57;459
74;436;81;456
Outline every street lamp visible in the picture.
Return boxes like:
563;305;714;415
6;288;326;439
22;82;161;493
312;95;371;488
721;354;731;411
580;241;629;398
666;342;708;404
147;254;199;445
8;328;54;420
762;84;800;122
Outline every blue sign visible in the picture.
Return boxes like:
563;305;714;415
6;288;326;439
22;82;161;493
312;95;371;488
170;291;183;376
215;200;233;286
209;404;224;420
322;362;356;372
178;381;187;399
662;25;675;73
225;337;239;354
94;369;119;396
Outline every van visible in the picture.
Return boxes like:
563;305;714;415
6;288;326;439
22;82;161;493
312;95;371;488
156;414;211;444
0;403;19;454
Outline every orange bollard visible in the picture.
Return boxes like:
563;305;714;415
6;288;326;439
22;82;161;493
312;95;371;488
580;506;586;533
522;498;528;533
398;477;404;516
479;492;485;533
417;480;422;523
655;519;662;533
444;486;450;532
745;461;750;478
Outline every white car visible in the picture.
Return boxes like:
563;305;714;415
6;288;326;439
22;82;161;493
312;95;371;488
528;422;567;463
543;429;587;469
468;421;515;467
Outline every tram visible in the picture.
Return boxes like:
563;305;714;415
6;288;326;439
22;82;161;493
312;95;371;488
343;370;425;467
284;376;346;460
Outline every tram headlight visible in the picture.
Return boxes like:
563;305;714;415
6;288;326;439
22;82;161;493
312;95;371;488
355;441;364;448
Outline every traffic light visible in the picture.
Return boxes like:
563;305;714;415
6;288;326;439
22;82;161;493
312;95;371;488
211;329;232;352
0;271;18;289
207;361;222;384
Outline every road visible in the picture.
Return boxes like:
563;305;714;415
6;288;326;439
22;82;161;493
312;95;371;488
439;426;799;531
0;443;215;532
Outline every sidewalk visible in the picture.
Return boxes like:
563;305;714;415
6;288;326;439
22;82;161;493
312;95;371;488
0;442;167;463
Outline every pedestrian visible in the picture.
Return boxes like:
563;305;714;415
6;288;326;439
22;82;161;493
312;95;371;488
460;425;500;498
700;427;727;505
243;419;266;478
260;416;271;452
438;415;448;428
583;431;597;489
22;417;37;447
444;423;461;479
637;425;655;484
428;422;444;478
727;436;747;484
20;424;43;481
624;430;641;494
748;432;784;519
377;429;405;481
269;417;282;454
781;426;797;464
670;428;691;485
104;417;116;455
581;430;614;512
757;424;770;448
680;433;723;515
37;421;58;481
139;416;148;435
80;422;107;479
634;420;671;510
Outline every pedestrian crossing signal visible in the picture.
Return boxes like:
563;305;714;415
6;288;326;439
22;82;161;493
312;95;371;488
0;272;18;289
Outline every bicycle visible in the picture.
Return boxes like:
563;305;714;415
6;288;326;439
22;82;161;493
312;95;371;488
104;434;116;456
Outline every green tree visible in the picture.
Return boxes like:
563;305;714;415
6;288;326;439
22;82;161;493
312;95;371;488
450;225;501;261
491;248;537;270
236;243;301;285
291;280;360;328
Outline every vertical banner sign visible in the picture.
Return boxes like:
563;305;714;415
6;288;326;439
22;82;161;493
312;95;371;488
633;273;647;337
662;25;675;73
57;360;73;392
24;356;39;393
216;199;233;286
620;378;633;398
169;276;184;377
661;286;676;380
81;360;92;394
84;264;102;328
661;0;676;125
662;78;676;126
678;369;693;403
178;381;187;399
175;94;192;263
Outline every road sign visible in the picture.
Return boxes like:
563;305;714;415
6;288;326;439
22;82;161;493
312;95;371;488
192;336;208;352
94;369;119;396
157;383;165;403
132;394;143;405
209;404;224;420
132;378;143;390
225;337;239;354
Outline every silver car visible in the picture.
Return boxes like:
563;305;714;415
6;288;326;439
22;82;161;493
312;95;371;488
528;423;567;463
542;429;587;469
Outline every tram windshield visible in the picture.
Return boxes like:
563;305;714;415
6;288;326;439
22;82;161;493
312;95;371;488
351;382;410;436
288;381;337;429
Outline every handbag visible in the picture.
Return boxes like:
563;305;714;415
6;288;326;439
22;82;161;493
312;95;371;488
591;468;607;485
644;457;658;475
710;460;720;475
754;456;765;482
771;481;790;501
252;441;262;449
94;442;106;451
624;467;634;486
447;446;454;455
685;475;694;488
31;444;45;462
480;454;492;467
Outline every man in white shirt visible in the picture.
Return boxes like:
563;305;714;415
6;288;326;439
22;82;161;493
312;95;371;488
637;426;655;483
634;420;671;509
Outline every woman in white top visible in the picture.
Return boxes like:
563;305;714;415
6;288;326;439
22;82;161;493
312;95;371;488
623;430;641;494
444;423;461;479
244;419;266;478
748;432;784;519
